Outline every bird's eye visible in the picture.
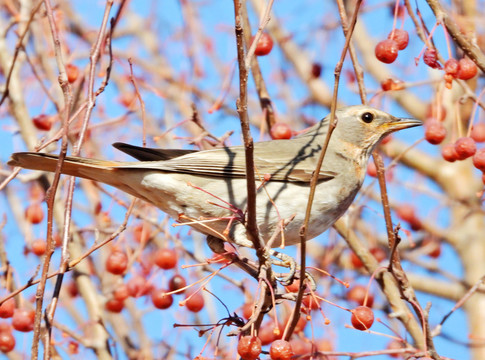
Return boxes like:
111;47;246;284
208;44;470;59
361;112;374;123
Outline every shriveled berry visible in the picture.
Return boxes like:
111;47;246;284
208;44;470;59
472;149;485;171
471;123;485;143
375;39;399;64
423;48;441;69
388;29;409;50
425;121;446;145
457;58;478;80
454;137;476;160
311;63;322;78
270;339;294;360
238;336;262;360
351;306;374;330
441;143;458;162
444;58;460;77
252;33;273;56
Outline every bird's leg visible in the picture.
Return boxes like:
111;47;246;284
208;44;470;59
267;250;317;291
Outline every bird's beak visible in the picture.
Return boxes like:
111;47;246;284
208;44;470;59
385;117;423;132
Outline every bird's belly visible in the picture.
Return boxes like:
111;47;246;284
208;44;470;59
131;172;360;248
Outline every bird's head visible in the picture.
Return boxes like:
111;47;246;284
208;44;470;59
332;105;422;156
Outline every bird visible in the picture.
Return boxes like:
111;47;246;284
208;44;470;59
8;105;421;248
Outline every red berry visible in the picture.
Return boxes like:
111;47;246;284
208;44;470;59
425;121;446;145
366;162;377;177
441;143;458;162
252;33;273;56
423;48;441;69
65;64;79;83
31;239;47;256
237;336;262;360
270;339;294;360
347;285;374;307
444;58;460;77
270;122;292;140
132;222;152;243
290;338;312;356
285;279;306;293
25;203;44;224
154;248;178;270
113;284;130;301
12;308;35;332
126;275;152;298
185;291;204;312
311;63;322;78
151;288;173;309
105;250;128;275
390;4;405;18
242;302;254;319
370;247;387;263
351;306;374;330
258;324;277;345
32;114;53;131
471;123;485;143
472;149;485;171
292;316;308;333
0;299;15;319
388;29;409;50
105;298;124;313
457;58;478;80
0;327;15;353
168;274;187;293
422;237;441;258
375;39;399;64
454;137;476;160
302;294;321;311
387;340;406;358
396;203;416;223
381;78;405;91
426;103;446;121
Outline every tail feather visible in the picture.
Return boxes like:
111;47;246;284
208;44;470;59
8;152;122;184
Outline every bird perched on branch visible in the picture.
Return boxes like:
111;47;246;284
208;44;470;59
9;105;421;248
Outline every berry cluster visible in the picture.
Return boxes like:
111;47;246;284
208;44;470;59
375;29;409;64
443;57;478;88
424;104;485;184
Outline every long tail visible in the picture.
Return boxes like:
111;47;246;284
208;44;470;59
8;152;125;187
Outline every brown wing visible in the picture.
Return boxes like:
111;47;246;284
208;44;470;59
115;135;336;182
